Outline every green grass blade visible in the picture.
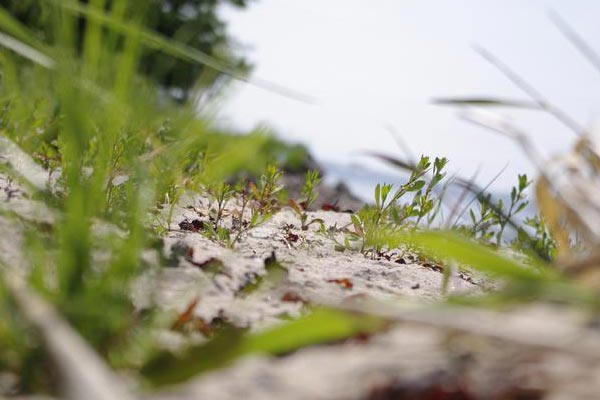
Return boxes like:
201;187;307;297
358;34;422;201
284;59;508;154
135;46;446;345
141;308;387;387
378;230;558;282
0;32;54;68
0;6;48;51
47;0;314;102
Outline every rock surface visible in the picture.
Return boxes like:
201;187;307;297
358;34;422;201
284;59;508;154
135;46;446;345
149;193;484;330
2;149;600;399
143;194;600;400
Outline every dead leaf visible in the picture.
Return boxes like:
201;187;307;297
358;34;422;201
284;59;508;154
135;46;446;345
327;278;354;289
171;298;199;331
321;202;340;212
178;219;204;232
281;292;307;303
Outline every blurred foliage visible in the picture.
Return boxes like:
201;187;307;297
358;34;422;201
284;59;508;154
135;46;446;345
0;0;308;394
140;307;387;387
0;0;253;101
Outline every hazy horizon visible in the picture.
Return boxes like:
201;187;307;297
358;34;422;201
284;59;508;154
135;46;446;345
217;1;600;195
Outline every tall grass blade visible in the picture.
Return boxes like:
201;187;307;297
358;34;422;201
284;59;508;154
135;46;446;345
433;97;539;109
0;32;54;68
48;0;316;103
2;271;135;400
378;230;556;281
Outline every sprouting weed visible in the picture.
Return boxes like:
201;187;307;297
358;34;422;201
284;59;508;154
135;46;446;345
249;164;283;214
451;174;559;263
462;174;531;246
346;155;435;253
246;164;284;229
342;160;555;263
208;183;234;228
514;215;557;262
289;198;325;231
200;183;234;244
414;157;448;226
464;193;496;242
496;174;530;245
289;170;324;231
301;170;321;209
199;166;285;248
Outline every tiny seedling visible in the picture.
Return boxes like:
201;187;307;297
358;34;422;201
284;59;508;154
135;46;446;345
514;215;557;262
197;166;286;248
496;174;530;245
289;170;324;231
346;156;434;253
249;164;284;215
301;170;321;209
208;183;234;228
414;157;448;226
462;174;531;246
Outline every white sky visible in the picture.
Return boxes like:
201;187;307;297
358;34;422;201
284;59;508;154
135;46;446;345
217;0;600;193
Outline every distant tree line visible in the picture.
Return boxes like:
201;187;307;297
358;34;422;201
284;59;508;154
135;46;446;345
1;0;253;101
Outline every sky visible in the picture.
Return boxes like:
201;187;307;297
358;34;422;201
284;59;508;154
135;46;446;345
216;1;600;198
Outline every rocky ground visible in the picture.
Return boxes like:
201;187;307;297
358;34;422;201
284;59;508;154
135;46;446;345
140;191;600;400
3;144;600;400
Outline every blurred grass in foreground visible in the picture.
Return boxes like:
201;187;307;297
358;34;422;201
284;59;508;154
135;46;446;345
0;0;290;392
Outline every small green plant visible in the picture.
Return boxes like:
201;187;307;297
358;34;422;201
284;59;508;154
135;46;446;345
461;174;531;246
347;156;436;253
208;183;234;228
414;157;448;226
250;165;283;211
464;193;496;242
196;166;285;248
301;170;321;208
342;159;556;268
248;164;284;225
514;215;557;262
495;174;530;245
201;183;234;245
289;170;324;231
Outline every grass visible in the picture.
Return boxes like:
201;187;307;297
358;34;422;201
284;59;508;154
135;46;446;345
0;2;599;398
